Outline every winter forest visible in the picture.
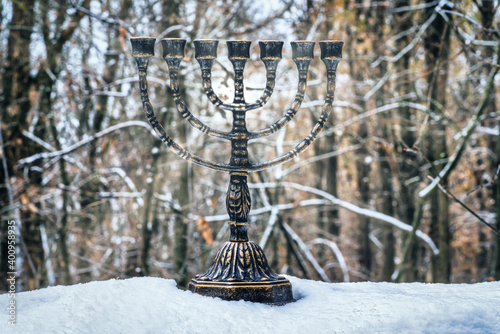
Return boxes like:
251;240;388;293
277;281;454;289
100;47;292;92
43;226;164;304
0;0;499;293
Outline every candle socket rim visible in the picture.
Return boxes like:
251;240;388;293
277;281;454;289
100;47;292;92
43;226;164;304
226;40;252;44
227;41;252;60
259;41;284;60
194;39;219;44
161;38;186;42
161;39;186;59
194;40;219;59
131;36;156;40
319;41;343;60
319;40;343;43
131;37;156;57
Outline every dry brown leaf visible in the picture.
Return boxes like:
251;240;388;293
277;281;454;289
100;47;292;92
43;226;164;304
210;196;217;209
118;26;127;51
196;217;213;246
20;193;29;205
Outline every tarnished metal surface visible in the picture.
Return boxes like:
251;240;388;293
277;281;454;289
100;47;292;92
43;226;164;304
131;37;343;304
196;241;280;281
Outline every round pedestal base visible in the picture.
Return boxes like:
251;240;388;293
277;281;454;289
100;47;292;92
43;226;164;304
189;278;294;305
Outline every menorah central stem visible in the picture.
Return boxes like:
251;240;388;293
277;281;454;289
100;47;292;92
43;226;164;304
230;109;249;166
227;124;251;242
233;68;245;104
225;40;253;243
228;94;251;241
227;172;250;242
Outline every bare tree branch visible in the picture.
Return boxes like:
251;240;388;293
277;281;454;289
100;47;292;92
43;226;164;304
309;238;350;282
188;199;330;222
250;182;439;255
429;176;498;235
17;121;155;167
282;144;361;177
282;222;331;282
419;45;500;199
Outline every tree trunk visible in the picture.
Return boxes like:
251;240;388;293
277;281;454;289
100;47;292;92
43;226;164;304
371;0;395;281
423;0;451;283
322;0;340;239
0;0;42;291
346;34;372;279
476;0;500;280
390;0;423;282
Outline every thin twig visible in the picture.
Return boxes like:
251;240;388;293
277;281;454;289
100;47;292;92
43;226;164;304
429;176;498;235
371;4;439;67
97;191;146;199
188;199;329;223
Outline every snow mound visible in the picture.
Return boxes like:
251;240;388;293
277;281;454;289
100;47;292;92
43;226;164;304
1;276;499;333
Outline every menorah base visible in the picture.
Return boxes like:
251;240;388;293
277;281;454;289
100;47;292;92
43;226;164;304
188;240;295;304
188;278;294;305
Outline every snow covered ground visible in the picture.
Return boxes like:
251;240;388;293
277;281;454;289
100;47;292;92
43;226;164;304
1;276;499;334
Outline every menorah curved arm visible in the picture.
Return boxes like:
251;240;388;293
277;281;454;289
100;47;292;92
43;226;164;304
249;41;343;172
249;100;333;172
245;41;284;111
161;39;232;140
191;40;241;112
199;68;235;110
132;37;236;172
248;41;315;139
248;70;307;139
245;65;278;112
198;66;275;113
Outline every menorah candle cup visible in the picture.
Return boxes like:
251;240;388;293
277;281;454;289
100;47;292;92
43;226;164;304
161;38;186;70
319;40;344;70
227;40;252;60
259;41;283;70
131;37;156;57
131;37;156;69
194;40;219;69
291;41;315;71
131;37;343;305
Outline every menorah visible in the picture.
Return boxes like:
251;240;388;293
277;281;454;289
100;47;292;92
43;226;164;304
131;36;342;305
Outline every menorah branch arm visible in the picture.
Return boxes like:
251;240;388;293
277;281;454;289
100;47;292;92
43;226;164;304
249;101;333;172
248;71;307;139
168;69;232;139
141;72;235;172
160;39;232;140
248;41;314;139
245;66;277;111
245;41;284;111
200;69;232;110
132;38;235;172
192;40;238;112
250;46;341;172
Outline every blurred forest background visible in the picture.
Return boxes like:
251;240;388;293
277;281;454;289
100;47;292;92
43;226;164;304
0;0;499;292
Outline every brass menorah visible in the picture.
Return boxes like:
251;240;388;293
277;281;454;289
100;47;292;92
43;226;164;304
131;37;342;305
